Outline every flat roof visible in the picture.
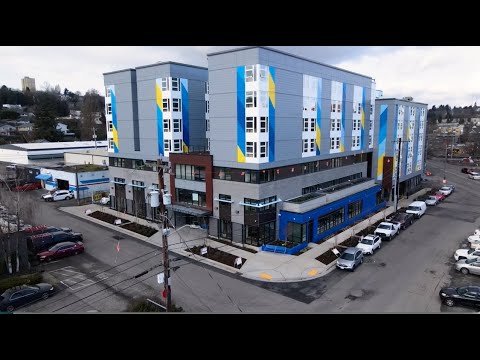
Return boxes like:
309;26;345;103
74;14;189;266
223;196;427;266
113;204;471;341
64;149;108;156
207;46;373;80
376;98;428;106
104;61;207;76
0;141;108;152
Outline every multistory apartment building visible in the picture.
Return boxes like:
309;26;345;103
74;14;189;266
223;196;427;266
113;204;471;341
104;62;208;220
373;98;428;200
207;47;385;252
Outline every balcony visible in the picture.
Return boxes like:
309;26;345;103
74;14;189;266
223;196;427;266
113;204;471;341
282;178;376;214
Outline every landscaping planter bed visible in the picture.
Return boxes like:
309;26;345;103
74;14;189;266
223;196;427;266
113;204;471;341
120;222;158;237
266;240;298;248
316;246;344;265
88;211;119;224
187;245;246;269
213;238;257;253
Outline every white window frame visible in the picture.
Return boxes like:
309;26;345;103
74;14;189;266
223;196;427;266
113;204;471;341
161;78;169;91
303;139;309;153
310;139;315;152
259;65;267;80
358;103;361;114
163;118;171;132
246;142;257;158
108;139;114;149
107;121;113;131
370;104;373;115
172;98;181;112
206;118;210;131
164;139;171;151
246;91;257;108
173;139;183;152
205;82;209;94
246;117;256;133
310;118;315;132
205;100;209;113
171;78;180;91
330;137;335;150
331;103;336;113
303;118;309;132
106;103;112;115
369;134;373;146
245;65;256;82
162;99;170;112
173;118;182;132
260;117;268;133
260;141;268;158
207;138;210;151
336;137;340;149
106;87;111;97
337;103;342;113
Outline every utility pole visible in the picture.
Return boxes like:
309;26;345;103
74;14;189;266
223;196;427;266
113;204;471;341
443;140;448;184
157;159;172;312
92;127;97;149
75;165;80;205
393;138;402;212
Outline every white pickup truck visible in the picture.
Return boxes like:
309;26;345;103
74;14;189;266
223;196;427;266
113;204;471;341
374;222;401;240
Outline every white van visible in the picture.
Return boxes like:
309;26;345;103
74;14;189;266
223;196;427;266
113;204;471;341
405;201;427;218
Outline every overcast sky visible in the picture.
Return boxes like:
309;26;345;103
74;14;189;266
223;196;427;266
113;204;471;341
1;46;478;107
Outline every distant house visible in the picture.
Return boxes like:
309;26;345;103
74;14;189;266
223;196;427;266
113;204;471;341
70;110;81;119
56;122;75;136
1;104;23;113
0;124;17;136
16;122;33;133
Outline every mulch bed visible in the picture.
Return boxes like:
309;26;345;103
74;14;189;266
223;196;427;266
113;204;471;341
186;245;246;269
88;211;118;224
213;238;257;253
120;222;158;237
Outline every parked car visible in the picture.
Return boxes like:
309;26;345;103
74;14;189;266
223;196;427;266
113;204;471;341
356;234;382;255
374;222;400;240
0;283;55;312
405;201;427;218
445;184;455;192
455;258;480;275
461;168;469;174
468;172;480;180
37;241;84;262
387;212;415;229
24;225;72;237
424;171;432;176
12;182;42;192
336;247;364;271
434;192;446;202
425;195;439;206
438;186;453;196
454;248;480;261
439;286;480;308
28;231;83;254
42;190;74;202
100;197;110;205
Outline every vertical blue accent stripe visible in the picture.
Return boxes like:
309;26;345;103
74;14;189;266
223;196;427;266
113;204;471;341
236;66;246;159
393;105;399;178
316;78;322;156
268;66;275;162
181;79;189;149
110;88;118;153
341;83;346;151
377;104;388;180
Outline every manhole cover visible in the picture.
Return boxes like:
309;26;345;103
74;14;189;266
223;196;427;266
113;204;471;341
378;262;387;267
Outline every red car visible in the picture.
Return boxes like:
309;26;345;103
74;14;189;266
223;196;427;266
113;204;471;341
13;182;41;192
434;192;446;202
37;241;84;262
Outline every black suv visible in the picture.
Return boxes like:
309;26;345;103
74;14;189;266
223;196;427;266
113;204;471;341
28;231;83;255
387;212;415;230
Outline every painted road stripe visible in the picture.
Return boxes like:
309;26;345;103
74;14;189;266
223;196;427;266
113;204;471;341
259;272;272;280
308;269;318;276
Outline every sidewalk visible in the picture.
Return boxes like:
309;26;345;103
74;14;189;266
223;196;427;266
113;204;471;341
59;187;430;283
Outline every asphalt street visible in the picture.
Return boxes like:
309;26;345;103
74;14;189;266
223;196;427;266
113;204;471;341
13;159;480;312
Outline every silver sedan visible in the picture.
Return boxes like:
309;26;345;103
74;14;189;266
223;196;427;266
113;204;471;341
455;258;480;275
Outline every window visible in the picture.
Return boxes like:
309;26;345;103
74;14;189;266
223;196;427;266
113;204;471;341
353;103;357;114
163;118;171;132
337;103;342;112
303;139;309;153
207;138;210;151
246;117;256;133
132;180;145;187
310;118;315;132
260;142;268;158
161;78;169;91
246;142;256;158
173;118;182;132
205;100;209;113
205;82;209;94
162;99;170;112
114;177;125;184
259;92;269;108
370;104;373;115
336;137;340;148
358;103;361;114
353;136;360;147
176;188;206;207
164;139;171;151
245;65;256;82
369;119;373;129
331;103;336;112
172;98;181;112
246;91;257;108
171;78;180;91
353;119;361;131
260;117;268;132
310;139;315;152
107;121;113;131
317;208;344;234
330;119;340;131
303;118;309;132
106;104;112;115
206;118;210;131
330;137;340;150
105;87;112;97
108;139;114;149
173;139;183;152
259;65;267;80
287;222;307;244
369;134;373;146
348;200;362;218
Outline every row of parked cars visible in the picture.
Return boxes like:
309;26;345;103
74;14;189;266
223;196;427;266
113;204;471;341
336;184;455;272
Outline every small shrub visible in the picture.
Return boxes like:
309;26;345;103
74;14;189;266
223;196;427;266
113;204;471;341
0;272;43;293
